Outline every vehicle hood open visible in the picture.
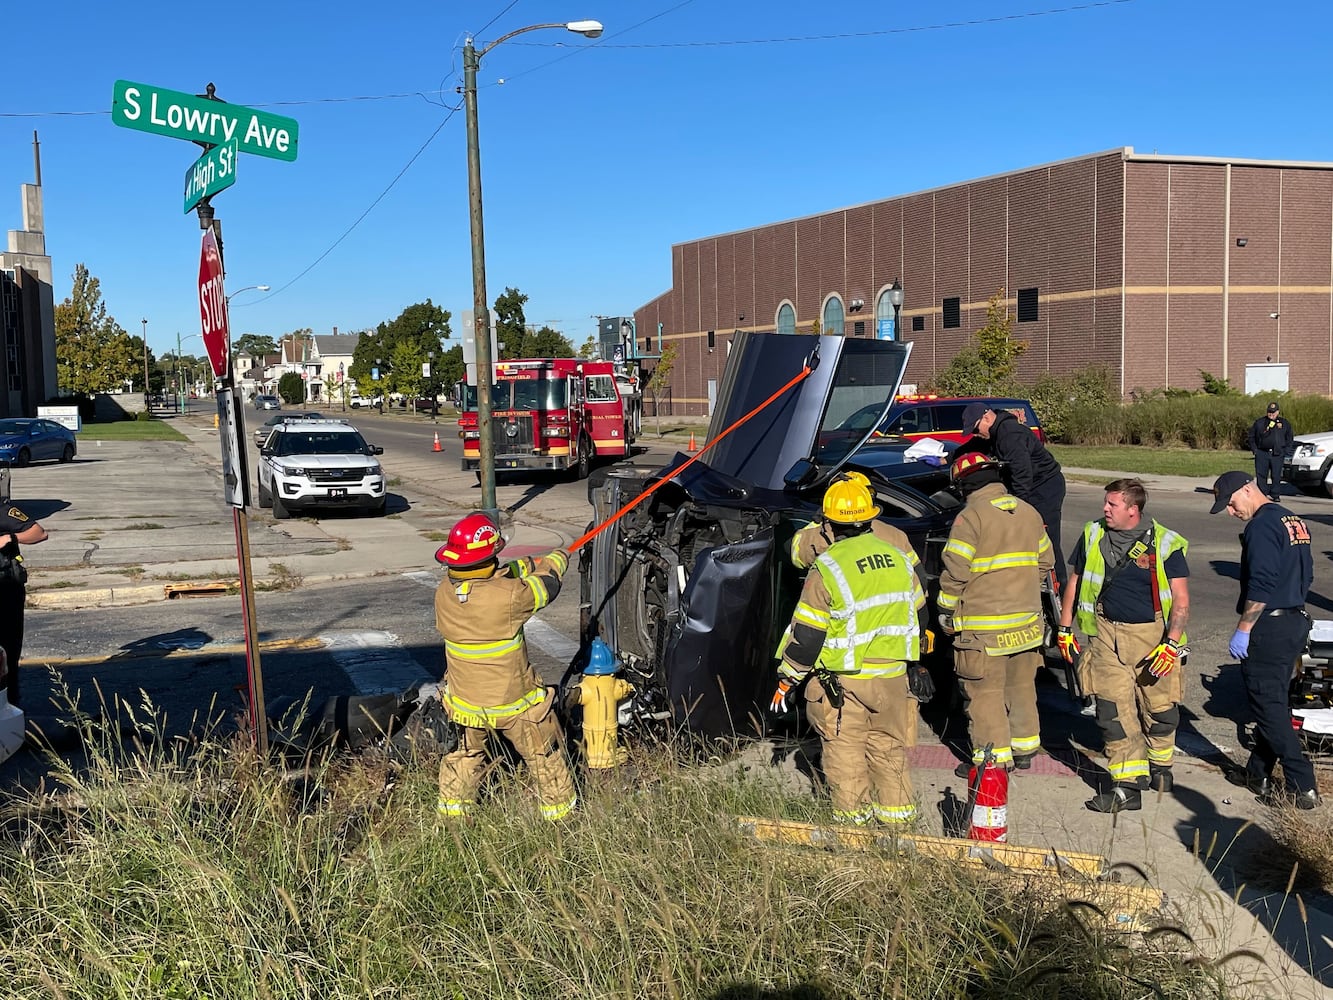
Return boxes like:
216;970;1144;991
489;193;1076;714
693;332;911;495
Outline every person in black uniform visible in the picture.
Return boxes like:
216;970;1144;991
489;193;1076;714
961;402;1068;588
1247;402;1294;502
1210;470;1319;809
0;502;48;708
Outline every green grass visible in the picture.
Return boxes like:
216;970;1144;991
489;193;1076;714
1050;445;1252;478
78;420;188;442
0;686;1237;1000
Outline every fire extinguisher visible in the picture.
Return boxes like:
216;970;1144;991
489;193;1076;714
966;743;1009;843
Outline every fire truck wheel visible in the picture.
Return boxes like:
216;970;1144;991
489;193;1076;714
575;435;592;480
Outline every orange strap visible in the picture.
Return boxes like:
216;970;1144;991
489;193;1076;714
568;365;813;554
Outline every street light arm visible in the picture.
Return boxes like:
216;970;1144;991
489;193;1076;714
476;19;603;58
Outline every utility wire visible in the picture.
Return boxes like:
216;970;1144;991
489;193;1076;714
240;102;462;304
475;0;521;38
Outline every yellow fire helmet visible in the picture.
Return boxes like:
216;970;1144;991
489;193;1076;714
836;470;872;489
822;478;881;524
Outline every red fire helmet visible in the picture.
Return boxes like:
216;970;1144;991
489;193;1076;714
435;513;506;568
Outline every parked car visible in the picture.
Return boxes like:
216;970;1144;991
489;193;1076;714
349;393;382;409
254;395;282;411
256;419;386;519
1283;430;1333;498
826;395;1045;447
253;411;324;448
0;418;77;466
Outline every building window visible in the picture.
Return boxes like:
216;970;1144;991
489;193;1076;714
1017;287;1039;323
942;297;961;329
822;296;845;337
853;321;866;337
912;316;924;332
776;302;796;335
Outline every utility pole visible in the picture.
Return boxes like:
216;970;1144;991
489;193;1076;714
142;318;150;410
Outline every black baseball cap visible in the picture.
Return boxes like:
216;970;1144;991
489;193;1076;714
960;402;990;434
1209;470;1253;514
1266;402;1280;413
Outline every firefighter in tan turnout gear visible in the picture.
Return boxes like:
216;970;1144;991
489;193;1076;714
791;471;920;578
433;513;577;821
771;478;932;825
938;451;1055;776
1059;479;1190;814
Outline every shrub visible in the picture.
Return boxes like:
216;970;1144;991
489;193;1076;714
1027;365;1118;442
134;409;153;422
278;371;305;404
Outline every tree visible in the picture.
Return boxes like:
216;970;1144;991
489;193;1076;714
352;301;451;396
527;325;575;358
645;343;678;434
928;288;1028;396
233;333;277;358
578;336;598;359
494;287;528;359
438;345;465;400
54;263;138;395
278;371;305;404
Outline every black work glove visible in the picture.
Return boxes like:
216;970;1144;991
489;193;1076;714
906;664;935;702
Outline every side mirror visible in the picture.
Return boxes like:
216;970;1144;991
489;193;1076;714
782;459;819;491
370;445;384;456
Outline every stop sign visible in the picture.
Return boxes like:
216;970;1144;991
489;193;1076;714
198;229;229;377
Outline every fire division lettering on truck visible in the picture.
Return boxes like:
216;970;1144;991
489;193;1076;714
458;359;636;478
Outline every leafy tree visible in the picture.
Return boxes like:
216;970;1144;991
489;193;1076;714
352;302;450;396
928;288;1027;396
1199;370;1240;396
527;325;575;358
233;333;277;357
494;287;528;359
645;343;678;434
578;336;598;359
54;263;138;394
277;371;305;404
438;345;464;397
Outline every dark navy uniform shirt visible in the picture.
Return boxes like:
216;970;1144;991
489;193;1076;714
1239;502;1313;613
1069;523;1189;624
0;503;33;561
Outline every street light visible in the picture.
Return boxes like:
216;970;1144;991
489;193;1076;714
465;17;604;514
224;284;270;387
428;350;438;422
887;279;904;342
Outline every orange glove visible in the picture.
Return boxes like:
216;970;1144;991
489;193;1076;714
1145;639;1181;678
1057;626;1081;664
770;679;797;715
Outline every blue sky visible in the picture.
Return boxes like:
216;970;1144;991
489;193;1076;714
2;1;1330;357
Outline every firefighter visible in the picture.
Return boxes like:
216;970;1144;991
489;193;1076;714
1059;478;1190;813
938;451;1054;776
770;478;932;825
433;513;577;821
790;471;919;577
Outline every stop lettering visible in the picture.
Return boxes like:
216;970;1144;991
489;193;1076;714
198;229;229;377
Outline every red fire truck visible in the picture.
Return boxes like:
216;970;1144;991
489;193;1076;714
458;359;638;479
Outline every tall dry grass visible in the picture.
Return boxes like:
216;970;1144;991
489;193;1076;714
0;689;1235;1000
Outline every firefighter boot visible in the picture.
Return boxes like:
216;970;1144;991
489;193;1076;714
1085;784;1142;813
1148;764;1174;793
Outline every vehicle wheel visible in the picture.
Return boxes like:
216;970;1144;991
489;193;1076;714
373;499;387;517
272;493;291;520
575;435;592;480
14;448;29;468
60;444;75;463
257;480;273;509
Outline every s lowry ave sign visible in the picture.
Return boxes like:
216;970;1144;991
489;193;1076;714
112;80;299;162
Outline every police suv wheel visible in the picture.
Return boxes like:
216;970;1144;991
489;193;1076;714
272;493;291;520
257;480;273;509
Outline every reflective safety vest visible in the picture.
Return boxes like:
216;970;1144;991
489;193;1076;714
807;533;923;676
1075;519;1188;639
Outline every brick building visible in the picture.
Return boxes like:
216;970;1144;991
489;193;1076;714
632;147;1333;416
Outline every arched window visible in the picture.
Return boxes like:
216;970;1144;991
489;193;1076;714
822;295;845;337
776;301;796;335
876;289;895;341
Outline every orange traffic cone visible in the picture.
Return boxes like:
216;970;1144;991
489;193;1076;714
687;431;697;453
432;431;442;453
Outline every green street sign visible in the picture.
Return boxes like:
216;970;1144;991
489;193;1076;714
184;139;238;214
111;79;299;162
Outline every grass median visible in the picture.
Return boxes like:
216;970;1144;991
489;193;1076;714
1048;446;1251;478
77;419;188;442
0;698;1238;1000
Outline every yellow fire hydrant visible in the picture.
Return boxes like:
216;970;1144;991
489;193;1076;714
570;638;634;769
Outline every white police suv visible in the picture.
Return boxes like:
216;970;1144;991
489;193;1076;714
1284;430;1333;499
256;419;386;518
